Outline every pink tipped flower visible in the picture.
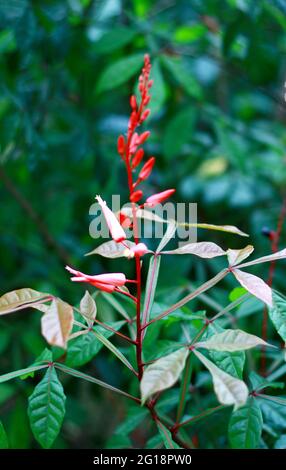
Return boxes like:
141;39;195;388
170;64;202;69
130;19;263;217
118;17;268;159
124;243;149;259
145;189;176;207
66;266;126;293
119;211;132;229
132;243;149;257
138;156;155;181
96;195;126;243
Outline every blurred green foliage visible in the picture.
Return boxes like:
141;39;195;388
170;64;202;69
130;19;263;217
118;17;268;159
1;0;286;449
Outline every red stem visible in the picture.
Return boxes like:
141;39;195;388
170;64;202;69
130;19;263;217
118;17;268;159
124;97;145;381
261;194;286;375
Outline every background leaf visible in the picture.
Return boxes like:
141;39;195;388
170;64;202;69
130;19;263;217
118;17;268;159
28;367;66;449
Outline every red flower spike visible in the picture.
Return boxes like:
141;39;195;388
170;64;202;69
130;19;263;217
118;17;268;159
130;190;143;203
117;135;125;157
138;157;155;181
132;148;144;168
145;189;176;207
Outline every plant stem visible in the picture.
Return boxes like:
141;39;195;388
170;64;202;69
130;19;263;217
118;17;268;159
261;194;286;375
124;117;144;381
146;401;191;449
176;355;192;424
175;404;226;430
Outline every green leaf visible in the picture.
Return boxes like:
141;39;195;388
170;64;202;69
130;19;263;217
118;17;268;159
197;329;272;352
33;348;53;364
274;435;286;449
162;56;202;99
157;421;181;449
193;349;248;409
142;255;161;330
269;291;286;342
209;350;245;379
0;364;48;384
229;287;248;302
163;107;196;159
101;292;132;321
0;421;8;449
96;54;144;93
55;363;139;402
28;367;66;449
115;405;148;435
106;434;132;449
177;354;192;422
258;397;286;431
149;270;228;325
140;348;189;404
93;27;136;54
0;288;50;315
20;349;53;380
144;340;183;362
249;371;284;392
91;329;135;373
66;321;124;367
228;398;263;449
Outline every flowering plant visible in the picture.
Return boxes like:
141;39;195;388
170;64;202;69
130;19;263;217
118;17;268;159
1;55;286;449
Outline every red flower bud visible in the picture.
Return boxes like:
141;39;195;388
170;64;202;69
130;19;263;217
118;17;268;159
144;96;151;106
145;189;176;207
117;135;125;156
138;131;150;145
132;148;144;168
138;157;155;181
130;132;139;154
141;109;150;122
130;190;143;203
130;95;137;110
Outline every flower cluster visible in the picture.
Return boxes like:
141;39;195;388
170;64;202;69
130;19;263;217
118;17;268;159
66;55;175;293
117;54;175;208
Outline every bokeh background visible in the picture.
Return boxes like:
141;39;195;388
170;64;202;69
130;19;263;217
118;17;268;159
1;0;286;448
